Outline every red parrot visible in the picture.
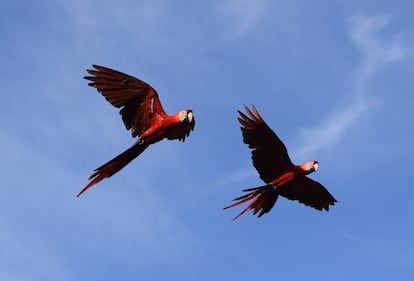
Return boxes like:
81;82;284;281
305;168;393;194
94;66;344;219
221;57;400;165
77;65;195;197
224;105;336;220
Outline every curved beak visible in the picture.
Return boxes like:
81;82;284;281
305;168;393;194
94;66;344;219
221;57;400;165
187;112;193;123
312;162;319;172
184;111;194;124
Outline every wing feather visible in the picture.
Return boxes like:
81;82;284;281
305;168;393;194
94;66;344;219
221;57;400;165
239;105;294;183
84;65;167;137
278;176;337;211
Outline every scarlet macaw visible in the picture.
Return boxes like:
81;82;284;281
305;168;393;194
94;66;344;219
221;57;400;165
224;105;336;220
77;65;195;197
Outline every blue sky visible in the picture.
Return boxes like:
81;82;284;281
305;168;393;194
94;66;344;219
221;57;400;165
1;0;414;280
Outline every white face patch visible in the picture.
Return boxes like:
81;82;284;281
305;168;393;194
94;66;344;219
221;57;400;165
179;111;187;122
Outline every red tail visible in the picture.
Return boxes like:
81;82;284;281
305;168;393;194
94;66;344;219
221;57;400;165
224;185;278;220
77;141;149;197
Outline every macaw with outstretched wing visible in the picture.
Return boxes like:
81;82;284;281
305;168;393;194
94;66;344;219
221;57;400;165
224;105;336;220
77;65;195;197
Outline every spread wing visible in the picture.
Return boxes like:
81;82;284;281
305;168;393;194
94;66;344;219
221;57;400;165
278;176;337;211
84;65;167;138
238;105;294;183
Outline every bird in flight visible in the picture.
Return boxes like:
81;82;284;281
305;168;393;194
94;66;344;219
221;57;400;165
77;65;195;197
224;105;336;220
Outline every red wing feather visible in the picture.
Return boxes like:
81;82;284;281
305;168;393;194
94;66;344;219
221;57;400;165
238;105;294;183
278;176;337;211
84;65;167;138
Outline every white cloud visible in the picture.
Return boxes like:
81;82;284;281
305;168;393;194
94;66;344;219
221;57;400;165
348;15;408;69
293;99;368;160
292;14;411;160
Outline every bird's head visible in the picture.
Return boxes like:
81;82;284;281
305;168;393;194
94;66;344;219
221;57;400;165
301;160;319;175
167;109;195;142
179;109;194;125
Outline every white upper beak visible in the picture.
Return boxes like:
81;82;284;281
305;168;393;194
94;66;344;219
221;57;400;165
187;112;193;122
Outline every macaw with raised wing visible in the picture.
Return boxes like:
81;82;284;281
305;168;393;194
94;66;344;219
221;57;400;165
77;65;195;197
224;105;336;220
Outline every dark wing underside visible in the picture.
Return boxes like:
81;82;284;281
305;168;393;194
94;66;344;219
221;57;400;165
238;105;294;183
84;65;167;138
166;118;196;142
278;176;337;211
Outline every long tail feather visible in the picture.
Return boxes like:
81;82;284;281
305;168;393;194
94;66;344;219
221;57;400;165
223;193;259;210
77;141;149;197
224;184;278;220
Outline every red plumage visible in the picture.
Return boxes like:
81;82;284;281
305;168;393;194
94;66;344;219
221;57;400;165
224;105;336;220
77;65;195;197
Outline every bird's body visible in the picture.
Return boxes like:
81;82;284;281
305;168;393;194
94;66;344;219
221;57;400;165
77;65;195;197
224;105;336;220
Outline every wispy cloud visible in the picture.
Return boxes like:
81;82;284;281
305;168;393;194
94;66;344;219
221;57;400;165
67;0;166;33
207;167;256;191
216;0;266;39
293;14;411;160
349;15;408;71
